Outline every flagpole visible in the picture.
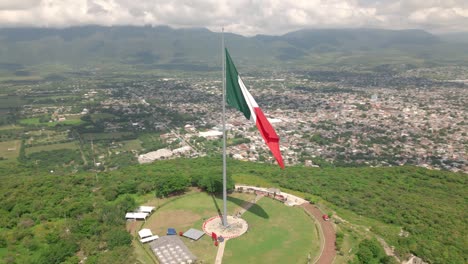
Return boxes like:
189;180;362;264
221;27;228;227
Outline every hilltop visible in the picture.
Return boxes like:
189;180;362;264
1;26;468;72
0;157;466;263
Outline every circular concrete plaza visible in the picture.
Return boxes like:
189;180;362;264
202;215;248;240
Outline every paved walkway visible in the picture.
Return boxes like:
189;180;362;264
213;194;263;264
214;240;226;264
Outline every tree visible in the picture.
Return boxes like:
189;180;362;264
37;240;78;264
154;174;189;197
354;239;387;264
105;230;132;249
0;236;6;248
198;173;234;193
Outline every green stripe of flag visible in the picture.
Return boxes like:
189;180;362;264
225;48;251;120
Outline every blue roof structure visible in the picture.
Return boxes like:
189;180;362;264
167;228;176;235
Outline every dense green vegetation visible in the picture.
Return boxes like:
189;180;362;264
229;160;467;264
0;157;465;263
0;157;237;263
352;239;395;264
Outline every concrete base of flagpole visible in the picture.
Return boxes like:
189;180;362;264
202;215;248;240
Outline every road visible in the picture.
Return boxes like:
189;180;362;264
301;203;336;264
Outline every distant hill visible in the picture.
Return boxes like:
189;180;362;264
0;26;467;72
438;32;468;43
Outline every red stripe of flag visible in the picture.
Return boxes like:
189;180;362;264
254;107;284;169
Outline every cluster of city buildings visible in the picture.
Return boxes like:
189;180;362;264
15;67;468;173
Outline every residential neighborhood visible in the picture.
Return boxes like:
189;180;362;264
12;67;466;173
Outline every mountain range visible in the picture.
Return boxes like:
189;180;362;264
1;26;467;72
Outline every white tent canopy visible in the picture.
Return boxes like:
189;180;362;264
125;212;149;220
138;228;153;239
137;206;155;213
138;228;159;243
140;235;159;243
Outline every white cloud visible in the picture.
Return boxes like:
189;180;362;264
0;0;40;10
0;0;466;34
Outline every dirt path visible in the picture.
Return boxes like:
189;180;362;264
377;237;400;262
301;203;336;264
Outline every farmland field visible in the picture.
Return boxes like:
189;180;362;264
82;132;135;141
0;125;22;131
0;140;20;161
25;142;79;155
20;117;83;127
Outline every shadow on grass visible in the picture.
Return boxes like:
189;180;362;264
210;194;222;217
228;195;269;219
210;194;269;219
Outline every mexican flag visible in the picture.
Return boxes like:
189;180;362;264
225;49;284;169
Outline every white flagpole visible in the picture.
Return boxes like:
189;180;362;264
221;27;228;227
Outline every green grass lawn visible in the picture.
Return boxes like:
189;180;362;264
19;117;83;127
26;130;70;145
0;124;22;131
223;197;320;264
0;248;8;260
0;140;20;161
139;191;320;264
119;139;142;152
19;117;42;125
90;113;116;122
82;132;134;141
141;192;254;263
25;142;79;155
233;173;274;187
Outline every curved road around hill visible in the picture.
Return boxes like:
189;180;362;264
301;203;336;264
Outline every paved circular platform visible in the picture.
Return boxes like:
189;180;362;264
202;215;248;240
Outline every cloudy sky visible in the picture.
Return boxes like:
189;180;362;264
0;0;467;35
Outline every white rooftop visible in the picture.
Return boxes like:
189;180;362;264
138;228;153;239
138;148;173;164
140;235;159;243
173;146;192;154
138;206;155;213
183;228;205;241
125;212;149;219
199;130;223;138
268;118;282;123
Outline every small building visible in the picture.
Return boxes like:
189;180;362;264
198;130;223;139
182;228;205;241
138;228;159;243
173;146;192;155
266;188;281;195
138;148;173;164
137;206;155;214
167;228;177;236
125;212;149;220
139;229;153;239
